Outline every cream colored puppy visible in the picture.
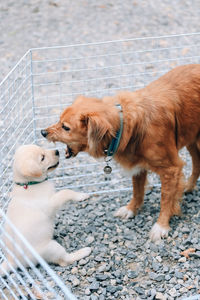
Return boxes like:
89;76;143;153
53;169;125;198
0;144;91;275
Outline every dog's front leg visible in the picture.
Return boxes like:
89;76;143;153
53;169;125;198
149;165;184;242
50;190;89;212
114;170;147;219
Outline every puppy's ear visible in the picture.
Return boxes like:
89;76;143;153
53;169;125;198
20;161;42;178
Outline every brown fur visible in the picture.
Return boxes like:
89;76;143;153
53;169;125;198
43;64;200;238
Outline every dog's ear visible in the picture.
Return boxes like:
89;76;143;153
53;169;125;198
80;112;115;155
87;113;113;144
80;114;89;128
20;161;42;178
80;113;109;140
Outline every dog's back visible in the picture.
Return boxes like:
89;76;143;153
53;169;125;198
143;64;200;150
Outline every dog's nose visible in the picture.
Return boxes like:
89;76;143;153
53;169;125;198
55;150;59;156
41;129;48;138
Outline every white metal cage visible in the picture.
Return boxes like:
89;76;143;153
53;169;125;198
1;32;200;299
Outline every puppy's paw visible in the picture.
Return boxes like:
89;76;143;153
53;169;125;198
149;222;170;243
59;247;92;266
114;206;134;219
74;247;92;262
74;192;90;201
80;247;92;258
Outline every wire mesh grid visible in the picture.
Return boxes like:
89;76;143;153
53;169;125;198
1;32;200;299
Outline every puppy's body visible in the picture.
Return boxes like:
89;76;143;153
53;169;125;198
42;64;200;242
1;145;91;275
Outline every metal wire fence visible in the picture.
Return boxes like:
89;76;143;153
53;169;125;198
1;32;200;299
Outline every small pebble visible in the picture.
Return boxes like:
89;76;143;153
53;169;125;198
85;288;91;296
71;267;78;275
168;287;177;297
89;281;100;292
156;292;166;300
154;274;165;282
178;257;186;263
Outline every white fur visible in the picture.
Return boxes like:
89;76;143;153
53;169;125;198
121;165;143;177
149;222;170;242
114;206;134;219
0;145;91;276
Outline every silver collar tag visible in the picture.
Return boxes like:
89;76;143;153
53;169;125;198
104;156;112;174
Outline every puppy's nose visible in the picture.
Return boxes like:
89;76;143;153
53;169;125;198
41;129;48;138
55;150;59;156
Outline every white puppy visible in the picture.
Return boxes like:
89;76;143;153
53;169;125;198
0;144;91;275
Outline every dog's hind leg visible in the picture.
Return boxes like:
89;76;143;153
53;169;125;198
42;240;91;266
114;170;147;219
185;142;200;192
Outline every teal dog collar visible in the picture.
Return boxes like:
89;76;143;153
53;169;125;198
104;104;123;174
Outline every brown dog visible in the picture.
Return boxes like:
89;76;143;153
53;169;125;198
41;64;200;242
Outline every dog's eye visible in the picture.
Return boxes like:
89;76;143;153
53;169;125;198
41;154;45;161
62;124;70;131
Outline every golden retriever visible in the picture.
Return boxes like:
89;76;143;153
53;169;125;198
0;145;91;275
41;64;200;242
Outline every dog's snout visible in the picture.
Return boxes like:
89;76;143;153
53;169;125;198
55;150;59;156
41;130;48;138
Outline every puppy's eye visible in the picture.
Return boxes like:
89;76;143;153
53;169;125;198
62;124;70;131
41;154;45;161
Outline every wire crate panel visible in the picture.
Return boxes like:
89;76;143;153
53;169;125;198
31;33;200;195
1;32;200;299
0;209;76;300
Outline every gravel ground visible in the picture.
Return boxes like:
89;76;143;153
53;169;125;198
54;186;200;300
0;1;200;300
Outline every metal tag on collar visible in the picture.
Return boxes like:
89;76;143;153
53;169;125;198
104;157;112;174
104;165;112;174
103;103;123;174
